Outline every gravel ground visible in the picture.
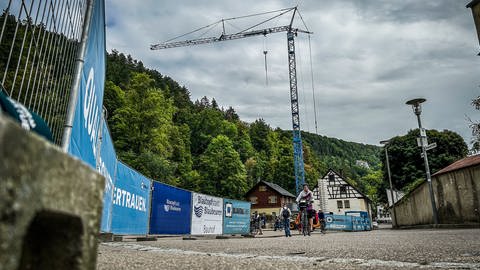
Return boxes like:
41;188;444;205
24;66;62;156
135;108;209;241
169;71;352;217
96;228;480;269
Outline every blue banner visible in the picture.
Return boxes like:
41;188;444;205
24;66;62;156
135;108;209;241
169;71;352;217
149;182;192;235
68;0;106;168
98;122;117;232
324;214;353;231
111;162;151;235
223;199;251;235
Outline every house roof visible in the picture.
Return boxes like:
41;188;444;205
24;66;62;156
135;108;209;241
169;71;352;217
321;168;372;202
467;0;480;8
245;180;296;198
432;154;480;177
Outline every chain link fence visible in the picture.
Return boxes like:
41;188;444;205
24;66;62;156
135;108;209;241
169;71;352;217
0;0;88;144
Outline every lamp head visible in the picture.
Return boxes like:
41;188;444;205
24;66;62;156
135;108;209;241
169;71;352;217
406;98;426;116
380;140;390;145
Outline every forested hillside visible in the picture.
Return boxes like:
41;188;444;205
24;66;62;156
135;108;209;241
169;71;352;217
103;50;383;201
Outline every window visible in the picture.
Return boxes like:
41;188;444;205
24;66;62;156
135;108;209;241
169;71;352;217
337;200;343;209
328;174;335;185
340;185;347;194
250;196;258;204
344;200;350;208
268;196;277;204
259;185;267;192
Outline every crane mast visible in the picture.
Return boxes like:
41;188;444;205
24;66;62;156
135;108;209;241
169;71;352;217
151;7;311;195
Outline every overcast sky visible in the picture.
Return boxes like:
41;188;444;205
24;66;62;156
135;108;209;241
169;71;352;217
105;0;479;146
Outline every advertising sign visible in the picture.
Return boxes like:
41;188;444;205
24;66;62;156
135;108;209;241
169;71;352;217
110;162;151;235
150;181;192;235
98;122;116;232
191;193;223;235
324;214;353;231
68;0;106;168
223;200;251;235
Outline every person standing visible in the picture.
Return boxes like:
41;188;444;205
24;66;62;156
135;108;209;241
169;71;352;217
318;209;326;234
254;211;263;235
279;203;292;237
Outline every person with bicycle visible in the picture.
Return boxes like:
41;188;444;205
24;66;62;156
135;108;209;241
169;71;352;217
296;183;314;235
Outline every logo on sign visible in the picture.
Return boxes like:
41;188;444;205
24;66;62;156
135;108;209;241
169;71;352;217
194;205;203;217
164;199;181;213
326;216;333;223
225;203;233;217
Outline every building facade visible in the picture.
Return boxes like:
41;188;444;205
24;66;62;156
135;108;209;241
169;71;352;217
245;181;296;216
312;169;372;216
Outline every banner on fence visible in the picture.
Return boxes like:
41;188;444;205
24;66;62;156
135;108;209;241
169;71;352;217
223;200;251;235
110;162;151;235
324;214;353;231
98;122;116;232
191;193;223;235
68;0;106;167
150;182;191;235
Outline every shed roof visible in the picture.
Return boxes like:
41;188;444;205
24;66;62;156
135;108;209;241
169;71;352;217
467;0;480;8
245;180;296;198
432;154;480;177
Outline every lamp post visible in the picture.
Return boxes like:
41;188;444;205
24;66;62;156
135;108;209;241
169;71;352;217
466;0;480;55
380;139;397;228
406;98;439;225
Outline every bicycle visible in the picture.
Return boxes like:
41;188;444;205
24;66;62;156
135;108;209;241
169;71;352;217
298;199;310;236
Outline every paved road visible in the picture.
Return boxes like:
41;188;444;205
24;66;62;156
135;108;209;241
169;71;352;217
97;228;480;269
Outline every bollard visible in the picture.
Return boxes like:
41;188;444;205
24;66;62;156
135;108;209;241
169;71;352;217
0;115;104;270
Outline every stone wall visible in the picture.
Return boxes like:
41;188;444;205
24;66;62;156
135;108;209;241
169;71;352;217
394;164;480;227
0;115;105;270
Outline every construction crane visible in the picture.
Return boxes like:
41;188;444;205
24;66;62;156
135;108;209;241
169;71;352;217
151;7;312;195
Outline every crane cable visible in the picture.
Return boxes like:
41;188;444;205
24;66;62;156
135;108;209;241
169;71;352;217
297;35;310;133
263;36;268;86
308;34;318;135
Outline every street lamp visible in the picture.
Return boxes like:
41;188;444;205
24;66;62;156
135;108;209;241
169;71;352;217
380;139;398;228
406;98;439;225
466;0;480;55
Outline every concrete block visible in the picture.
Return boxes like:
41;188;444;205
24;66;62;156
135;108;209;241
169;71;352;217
98;233;114;242
136;237;157;242
0;115;105;270
113;236;124;242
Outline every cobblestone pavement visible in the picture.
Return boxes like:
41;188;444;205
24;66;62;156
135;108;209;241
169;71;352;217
97;228;480;269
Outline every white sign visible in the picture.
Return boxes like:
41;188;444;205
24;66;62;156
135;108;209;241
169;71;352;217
191;193;223;235
425;142;437;151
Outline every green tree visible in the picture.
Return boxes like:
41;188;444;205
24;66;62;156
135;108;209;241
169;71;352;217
197;135;248;199
109;72;180;184
381;129;468;200
249;118;271;153
469;96;480;152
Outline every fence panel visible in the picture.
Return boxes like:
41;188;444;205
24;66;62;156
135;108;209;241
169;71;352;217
223;199;251;235
98;121;116;232
110;161;151;235
149;181;192;235
0;0;88;144
191;193;223;235
324;214;353;231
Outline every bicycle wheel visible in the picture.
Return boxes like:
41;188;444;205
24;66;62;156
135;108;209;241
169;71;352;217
302;211;308;236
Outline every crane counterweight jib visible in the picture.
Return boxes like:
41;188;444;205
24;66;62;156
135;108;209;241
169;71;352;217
150;26;311;50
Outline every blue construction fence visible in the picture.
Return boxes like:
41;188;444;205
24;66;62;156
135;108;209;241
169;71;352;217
84;119;251;235
324;212;372;231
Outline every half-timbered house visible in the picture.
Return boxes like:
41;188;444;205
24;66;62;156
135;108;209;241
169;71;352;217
312;169;372;216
